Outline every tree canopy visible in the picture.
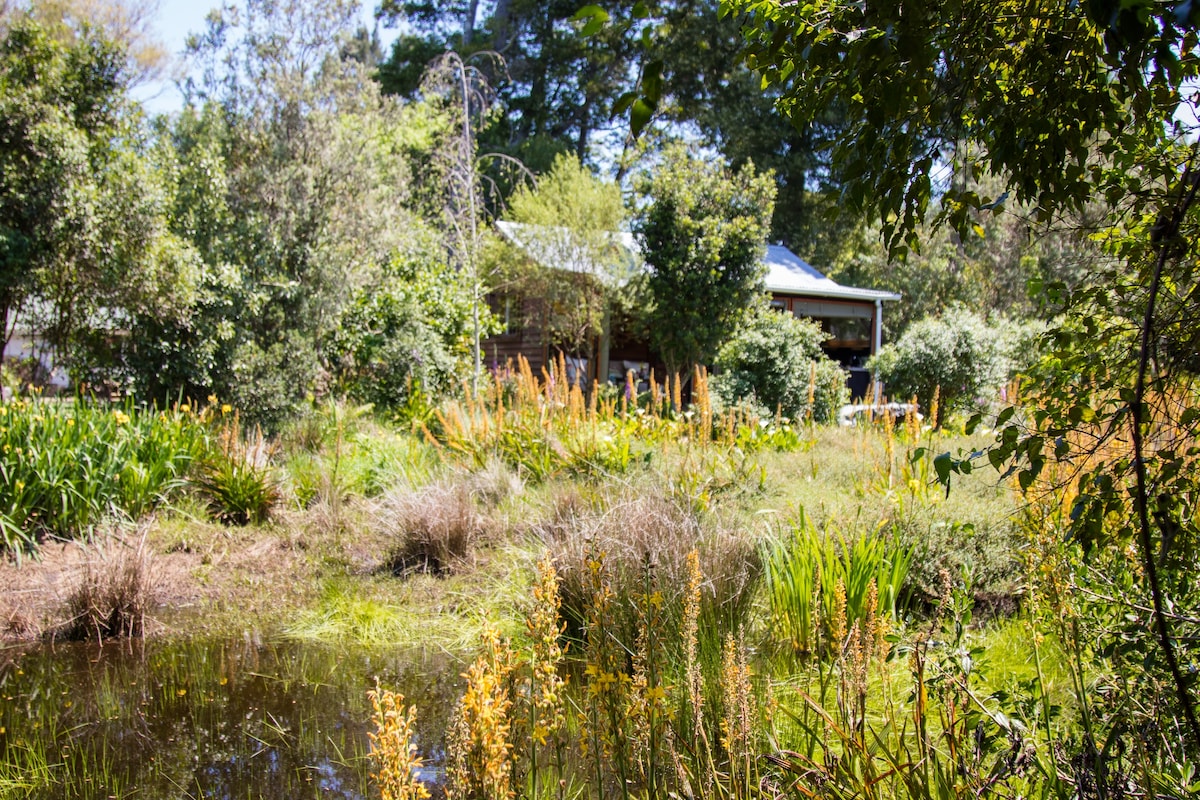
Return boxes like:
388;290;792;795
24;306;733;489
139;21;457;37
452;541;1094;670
633;146;775;376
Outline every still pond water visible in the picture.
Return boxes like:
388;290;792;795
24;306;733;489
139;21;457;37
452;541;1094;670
0;636;461;799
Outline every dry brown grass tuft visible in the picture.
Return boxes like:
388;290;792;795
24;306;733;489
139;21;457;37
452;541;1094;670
465;458;525;509
377;482;492;576
536;486;760;644
62;529;158;641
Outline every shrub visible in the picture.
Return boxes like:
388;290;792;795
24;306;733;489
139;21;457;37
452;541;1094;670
869;307;1029;425
713;305;849;423
63;530;157;640
378;482;490;575
226;335;324;434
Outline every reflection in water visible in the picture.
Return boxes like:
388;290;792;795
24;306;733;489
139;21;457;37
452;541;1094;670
0;637;461;799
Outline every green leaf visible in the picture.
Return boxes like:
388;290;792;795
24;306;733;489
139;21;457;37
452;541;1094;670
933;452;954;487
612;91;638;117
641;60;664;103
573;5;610;37
630;98;655;137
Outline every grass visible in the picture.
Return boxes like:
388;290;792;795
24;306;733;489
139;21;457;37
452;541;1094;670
61;528;158;641
3;357;1132;800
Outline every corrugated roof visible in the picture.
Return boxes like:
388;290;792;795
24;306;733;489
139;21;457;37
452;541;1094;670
761;245;901;302
497;221;900;303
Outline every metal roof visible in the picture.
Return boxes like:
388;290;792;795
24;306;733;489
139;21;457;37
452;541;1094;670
760;245;901;302
497;221;900;303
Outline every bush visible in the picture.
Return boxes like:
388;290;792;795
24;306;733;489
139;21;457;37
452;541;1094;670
868;307;1034;425
330;245;497;411
712;306;849;423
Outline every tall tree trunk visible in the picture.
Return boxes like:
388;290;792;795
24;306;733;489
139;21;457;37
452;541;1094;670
492;0;512;52
462;0;479;46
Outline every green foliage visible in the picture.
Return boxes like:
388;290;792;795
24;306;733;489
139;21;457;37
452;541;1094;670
831;194;1102;339
500;153;629;352
0;15;198;384
869;308;1035;425
0;398;207;550
723;0;1200;256
634;146;776;375
118;0;448;427
726;0;1200;750
333;297;453;411
330;230;498;411
192;427;280;527
764;510;913;657
712;305;848;423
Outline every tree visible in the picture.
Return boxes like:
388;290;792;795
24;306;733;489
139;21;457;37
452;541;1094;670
0;14;195;383
377;0;646;167
499;153;628;354
126;0;437;427
634;146;775;377
723;0;1200;746
2;0;170;85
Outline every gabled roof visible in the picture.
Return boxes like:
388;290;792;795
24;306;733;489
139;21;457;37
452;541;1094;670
761;245;901;303
496;221;900;303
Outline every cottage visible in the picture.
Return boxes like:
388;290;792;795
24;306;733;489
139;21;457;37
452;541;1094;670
485;221;900;399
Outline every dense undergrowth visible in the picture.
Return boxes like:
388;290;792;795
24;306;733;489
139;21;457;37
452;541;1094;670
0;357;1192;799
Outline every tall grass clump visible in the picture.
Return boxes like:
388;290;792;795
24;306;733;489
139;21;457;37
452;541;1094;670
421;544;775;800
378;481;492;575
535;485;761;653
0;397;207;551
192;412;280;525
62;529;158;641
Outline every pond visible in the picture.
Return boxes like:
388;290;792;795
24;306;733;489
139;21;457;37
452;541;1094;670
0;636;462;799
